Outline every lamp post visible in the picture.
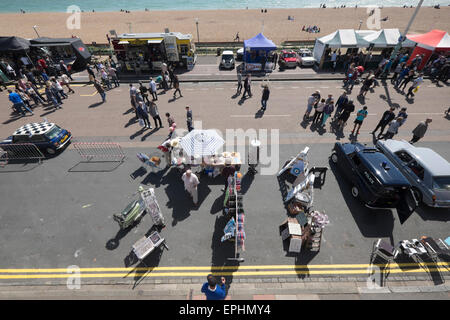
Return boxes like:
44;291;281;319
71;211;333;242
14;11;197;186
389;0;424;62
195;18;199;44
32;25;40;37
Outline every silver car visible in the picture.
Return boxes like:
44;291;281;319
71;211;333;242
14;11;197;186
377;139;450;208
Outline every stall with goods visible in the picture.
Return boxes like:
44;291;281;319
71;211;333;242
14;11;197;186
221;172;245;262
111;32;196;72
243;33;277;73
277;147;329;254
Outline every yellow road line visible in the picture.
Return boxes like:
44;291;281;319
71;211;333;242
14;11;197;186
80;91;97;97
0;262;448;273
0;268;448;280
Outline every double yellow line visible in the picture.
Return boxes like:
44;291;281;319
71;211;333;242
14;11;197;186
0;263;448;280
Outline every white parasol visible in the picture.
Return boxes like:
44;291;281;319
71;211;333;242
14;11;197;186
179;129;225;157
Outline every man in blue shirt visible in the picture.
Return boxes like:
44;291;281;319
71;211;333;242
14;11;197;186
201;274;227;300
8;89;33;116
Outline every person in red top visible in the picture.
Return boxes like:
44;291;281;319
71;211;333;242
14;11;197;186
37;58;48;73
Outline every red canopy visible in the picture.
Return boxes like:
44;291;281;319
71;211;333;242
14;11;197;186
407;29;450;50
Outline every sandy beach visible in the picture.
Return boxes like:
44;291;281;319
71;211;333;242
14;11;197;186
1;7;449;44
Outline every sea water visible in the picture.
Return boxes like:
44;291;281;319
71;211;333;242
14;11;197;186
0;0;447;13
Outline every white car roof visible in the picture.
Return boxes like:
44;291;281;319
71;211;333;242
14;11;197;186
13;122;55;136
381;140;450;177
222;51;234;55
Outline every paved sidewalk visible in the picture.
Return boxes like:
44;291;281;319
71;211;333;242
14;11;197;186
1;279;448;300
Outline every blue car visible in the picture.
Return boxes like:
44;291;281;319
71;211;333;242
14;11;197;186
0;122;72;156
330;142;417;224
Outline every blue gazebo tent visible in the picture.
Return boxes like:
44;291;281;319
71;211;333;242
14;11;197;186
243;33;277;63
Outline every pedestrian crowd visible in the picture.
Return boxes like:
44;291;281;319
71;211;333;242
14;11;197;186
4;57;77;117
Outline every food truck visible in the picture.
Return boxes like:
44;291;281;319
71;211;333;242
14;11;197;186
112;32;196;72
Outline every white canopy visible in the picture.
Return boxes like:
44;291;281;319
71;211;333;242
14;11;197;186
316;29;371;48
363;29;416;48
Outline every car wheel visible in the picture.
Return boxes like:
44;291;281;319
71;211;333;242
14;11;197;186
46;147;56;155
351;186;359;198
411;187;423;204
331;152;338;164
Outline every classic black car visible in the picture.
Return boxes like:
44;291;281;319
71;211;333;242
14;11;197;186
330;142;417;224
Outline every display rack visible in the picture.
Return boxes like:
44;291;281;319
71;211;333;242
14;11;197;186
222;172;245;262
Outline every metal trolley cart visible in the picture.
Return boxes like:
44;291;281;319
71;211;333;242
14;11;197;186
131;187;168;264
138;186;165;227
132;230;169;264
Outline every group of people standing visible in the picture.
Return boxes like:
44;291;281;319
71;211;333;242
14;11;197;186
7;59;75;116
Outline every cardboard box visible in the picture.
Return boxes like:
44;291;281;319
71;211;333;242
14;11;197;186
288;235;302;253
280;218;303;253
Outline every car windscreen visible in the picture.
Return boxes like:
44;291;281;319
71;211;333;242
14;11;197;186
44;126;63;140
284;53;296;58
223;55;233;60
432;176;450;190
301;53;312;57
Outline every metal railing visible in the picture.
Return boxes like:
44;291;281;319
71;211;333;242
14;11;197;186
72;142;126;162
0;143;45;164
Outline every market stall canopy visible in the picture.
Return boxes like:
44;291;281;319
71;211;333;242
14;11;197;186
0;36;30;52
316;29;371;48
179;129;225;157
30;37;91;71
406;29;450;50
363;29;416;48
243;33;277;51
